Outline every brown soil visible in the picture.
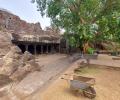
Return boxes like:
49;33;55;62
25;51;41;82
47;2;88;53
29;65;120;100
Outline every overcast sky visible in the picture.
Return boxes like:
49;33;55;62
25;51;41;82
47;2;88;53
0;0;50;29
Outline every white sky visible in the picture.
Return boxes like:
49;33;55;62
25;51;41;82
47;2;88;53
0;0;50;29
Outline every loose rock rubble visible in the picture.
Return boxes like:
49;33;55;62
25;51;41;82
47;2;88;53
0;46;41;81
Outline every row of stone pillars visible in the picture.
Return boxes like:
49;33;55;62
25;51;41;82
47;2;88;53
25;44;60;55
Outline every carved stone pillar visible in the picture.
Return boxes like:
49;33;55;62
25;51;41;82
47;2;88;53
26;45;28;51
41;45;43;54
34;45;37;55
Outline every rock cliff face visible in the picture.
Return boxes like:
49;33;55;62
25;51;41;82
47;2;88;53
0;8;45;56
0;30;12;57
0;8;43;35
0;8;60;57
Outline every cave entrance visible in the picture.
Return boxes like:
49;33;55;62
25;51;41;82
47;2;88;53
28;45;34;54
54;44;60;53
48;45;51;53
15;43;60;55
43;45;47;53
35;44;54;54
18;44;26;53
36;45;41;54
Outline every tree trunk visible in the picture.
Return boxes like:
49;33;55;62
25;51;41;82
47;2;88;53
83;42;89;54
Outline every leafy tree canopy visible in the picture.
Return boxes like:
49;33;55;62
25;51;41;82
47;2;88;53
32;0;120;50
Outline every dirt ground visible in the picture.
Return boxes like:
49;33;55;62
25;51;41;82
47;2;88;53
0;54;120;100
27;63;120;100
0;54;73;100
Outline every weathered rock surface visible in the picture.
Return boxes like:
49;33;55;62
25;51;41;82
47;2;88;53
0;9;43;35
0;46;40;81
0;8;61;37
12;71;44;99
22;51;34;62
0;30;12;57
0;46;21;75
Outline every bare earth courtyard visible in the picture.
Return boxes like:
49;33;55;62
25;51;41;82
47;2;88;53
25;55;120;100
39;68;120;100
0;54;120;100
0;54;74;100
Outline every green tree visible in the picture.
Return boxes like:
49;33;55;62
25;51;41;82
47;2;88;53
32;0;120;53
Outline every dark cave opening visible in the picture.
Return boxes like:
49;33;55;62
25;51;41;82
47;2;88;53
36;45;41;54
28;45;34;54
16;43;60;55
48;45;51;53
43;45;47;53
18;44;26;53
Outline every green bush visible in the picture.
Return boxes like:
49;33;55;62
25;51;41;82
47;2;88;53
87;47;94;54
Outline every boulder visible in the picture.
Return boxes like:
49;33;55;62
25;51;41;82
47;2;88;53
0;46;22;76
0;59;19;76
22;51;34;62
24;62;40;72
10;61;40;81
10;46;22;54
0;46;40;82
9;51;40;81
3;51;21;61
